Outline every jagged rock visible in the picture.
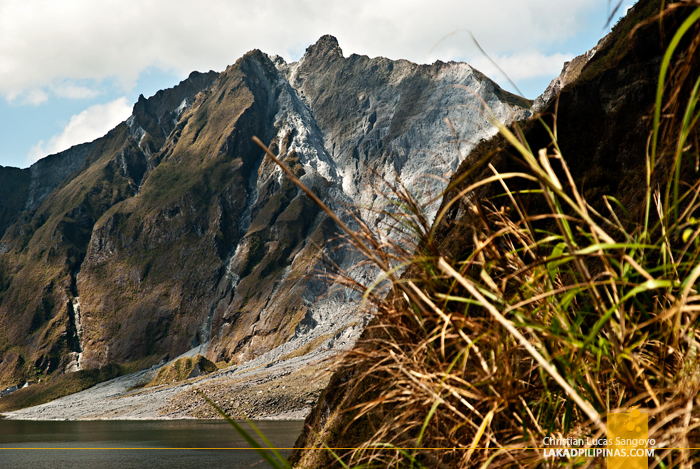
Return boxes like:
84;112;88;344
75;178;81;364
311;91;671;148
532;34;608;112
1;384;18;397
64;352;82;373
187;363;202;379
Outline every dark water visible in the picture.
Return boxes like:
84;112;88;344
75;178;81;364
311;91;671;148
0;419;304;469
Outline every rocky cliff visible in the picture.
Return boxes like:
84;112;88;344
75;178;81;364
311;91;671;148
0;37;529;387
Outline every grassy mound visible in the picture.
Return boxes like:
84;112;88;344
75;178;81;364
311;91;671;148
145;355;218;388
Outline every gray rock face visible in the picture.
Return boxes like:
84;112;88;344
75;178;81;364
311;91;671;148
25;142;96;212
187;363;202;379
278;35;531;223
203;36;532;364
1;384;18;397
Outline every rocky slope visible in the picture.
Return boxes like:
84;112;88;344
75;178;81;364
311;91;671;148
2;346;337;421
0;36;529;390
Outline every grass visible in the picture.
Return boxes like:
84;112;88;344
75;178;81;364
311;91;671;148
145;354;218;388
246;3;700;468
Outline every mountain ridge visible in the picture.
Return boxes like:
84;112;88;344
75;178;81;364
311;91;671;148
0;36;529;389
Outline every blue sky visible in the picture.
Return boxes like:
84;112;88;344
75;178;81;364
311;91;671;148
0;0;635;169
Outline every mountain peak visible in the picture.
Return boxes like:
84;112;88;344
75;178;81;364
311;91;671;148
304;35;343;62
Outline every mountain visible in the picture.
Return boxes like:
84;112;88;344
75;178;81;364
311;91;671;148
0;36;529;387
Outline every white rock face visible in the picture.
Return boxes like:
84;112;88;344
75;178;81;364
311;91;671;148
65;297;84;373
208;36;531;365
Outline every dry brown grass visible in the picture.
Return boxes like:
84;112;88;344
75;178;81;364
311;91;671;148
262;4;700;468
241;3;700;468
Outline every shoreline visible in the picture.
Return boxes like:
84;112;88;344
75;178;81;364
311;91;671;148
1;349;338;422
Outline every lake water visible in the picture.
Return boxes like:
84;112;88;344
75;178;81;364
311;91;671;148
0;419;304;468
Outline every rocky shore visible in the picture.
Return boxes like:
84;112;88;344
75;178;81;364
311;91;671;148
1;349;338;421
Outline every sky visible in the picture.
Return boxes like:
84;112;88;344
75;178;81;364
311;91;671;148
0;0;636;169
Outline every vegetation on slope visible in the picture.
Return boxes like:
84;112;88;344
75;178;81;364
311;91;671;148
0;124;144;387
285;1;700;467
0;362;133;413
145;354;218;388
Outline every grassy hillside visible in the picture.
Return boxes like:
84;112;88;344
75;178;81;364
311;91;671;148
0;72;217;390
0;362;133;413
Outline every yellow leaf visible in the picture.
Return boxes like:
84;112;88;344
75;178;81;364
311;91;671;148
683;228;693;244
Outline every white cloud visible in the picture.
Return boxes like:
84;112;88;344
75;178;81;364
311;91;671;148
27;140;46;164
51;82;100;99
0;0;603;102
27;97;132;163
20;89;48;105
7;80;99;105
472;51;575;83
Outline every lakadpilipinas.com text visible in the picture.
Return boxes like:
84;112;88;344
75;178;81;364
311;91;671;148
542;437;655;459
